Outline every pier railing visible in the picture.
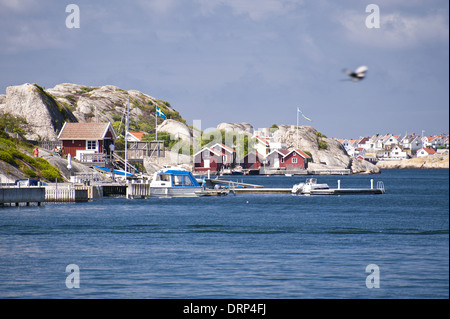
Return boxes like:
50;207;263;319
126;183;151;199
80;153;106;164
45;188;89;202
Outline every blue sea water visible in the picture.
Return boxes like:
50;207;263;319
0;169;448;299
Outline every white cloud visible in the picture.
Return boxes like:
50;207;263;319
196;0;304;21
0;0;39;12
298;35;325;62
137;0;179;15
2;23;63;53
338;9;449;49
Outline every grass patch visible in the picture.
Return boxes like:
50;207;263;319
0;131;63;182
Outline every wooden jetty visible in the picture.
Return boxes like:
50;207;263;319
232;188;292;194
232;187;384;195
204;178;264;189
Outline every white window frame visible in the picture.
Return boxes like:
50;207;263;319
87;140;98;151
292;157;298;164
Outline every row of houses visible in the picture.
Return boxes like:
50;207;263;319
54;122;447;174
338;133;449;161
193;143;310;173
54;123;311;173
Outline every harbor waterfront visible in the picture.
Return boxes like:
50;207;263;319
0;169;448;299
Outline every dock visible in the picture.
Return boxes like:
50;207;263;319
232;188;292;194
45;188;89;202
232;187;384;195
1;187;45;206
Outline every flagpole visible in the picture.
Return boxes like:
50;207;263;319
296;108;299;150
155;108;159;162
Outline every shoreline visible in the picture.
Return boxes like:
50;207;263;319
376;154;449;170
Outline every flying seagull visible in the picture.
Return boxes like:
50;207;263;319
343;65;368;82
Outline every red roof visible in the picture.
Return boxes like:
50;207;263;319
423;147;436;154
293;149;311;159
58;122;116;140
359;137;370;144
212;143;235;154
256;136;270;146
268;148;310;159
129;132;145;141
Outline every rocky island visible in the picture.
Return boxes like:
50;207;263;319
2;81;440;183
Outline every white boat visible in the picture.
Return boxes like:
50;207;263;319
149;167;205;197
292;178;329;195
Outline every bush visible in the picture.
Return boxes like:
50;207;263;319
0;137;15;149
318;140;328;150
0;150;16;166
41;169;62;182
23;168;38;178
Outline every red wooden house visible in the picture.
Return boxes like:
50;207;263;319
193;143;236;172
57;122;117;161
239;151;265;170
211;143;235;166
193;147;223;172
266;149;310;170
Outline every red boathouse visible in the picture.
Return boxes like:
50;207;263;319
57;122;117;160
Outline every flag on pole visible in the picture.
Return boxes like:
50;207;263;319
156;105;167;119
297;107;312;122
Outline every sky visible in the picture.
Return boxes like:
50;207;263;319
0;0;448;138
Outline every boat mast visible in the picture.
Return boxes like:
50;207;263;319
125;96;129;176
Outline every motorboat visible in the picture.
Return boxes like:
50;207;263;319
149;167;205;197
292;178;329;195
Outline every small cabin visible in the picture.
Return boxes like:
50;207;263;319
193;143;236;173
193;147;224;172
266;149;310;170
58;122;117;161
240;151;265;170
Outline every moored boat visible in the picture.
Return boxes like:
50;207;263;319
292;178;329;195
149;167;205;197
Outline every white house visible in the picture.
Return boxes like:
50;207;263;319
417;147;436;157
423;136;445;149
126;131;145;142
358;137;371;150
254;136;270;157
339;139;359;157
383;134;401;148
401;134;423;152
389;145;409;160
371;134;385;150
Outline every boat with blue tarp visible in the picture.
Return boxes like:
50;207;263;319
149;167;205;197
